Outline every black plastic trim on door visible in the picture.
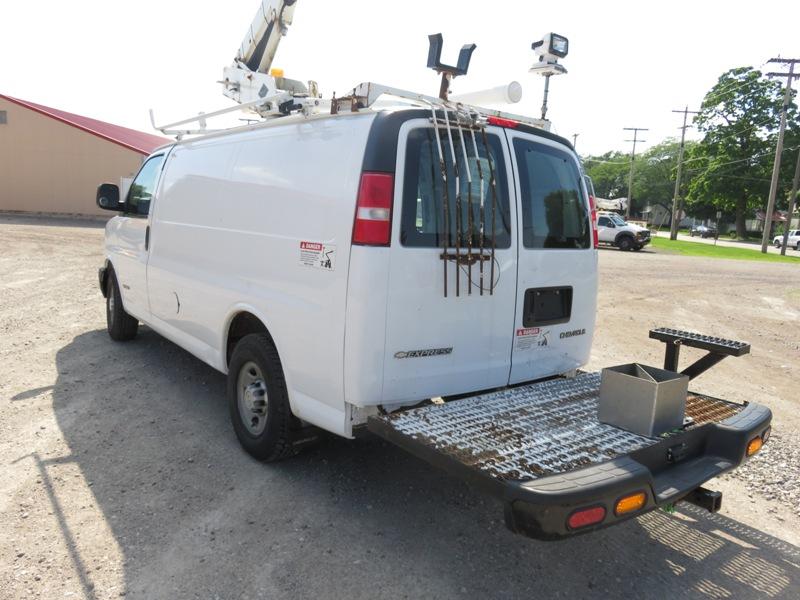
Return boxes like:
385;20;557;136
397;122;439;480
522;286;573;327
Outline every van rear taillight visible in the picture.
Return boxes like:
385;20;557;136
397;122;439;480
353;172;394;246
589;195;599;249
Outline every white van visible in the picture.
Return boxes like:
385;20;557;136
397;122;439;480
98;105;597;456
96;102;770;540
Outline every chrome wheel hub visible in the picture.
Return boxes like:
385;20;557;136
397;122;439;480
108;286;115;315
237;361;269;436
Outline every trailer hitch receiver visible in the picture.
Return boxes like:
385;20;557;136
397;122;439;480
683;486;722;513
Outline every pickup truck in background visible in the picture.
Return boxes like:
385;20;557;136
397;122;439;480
596;211;651;251
774;229;800;250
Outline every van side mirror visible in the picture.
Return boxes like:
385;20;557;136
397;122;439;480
96;183;122;211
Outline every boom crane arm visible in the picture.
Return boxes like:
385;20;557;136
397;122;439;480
222;0;308;109
237;0;297;75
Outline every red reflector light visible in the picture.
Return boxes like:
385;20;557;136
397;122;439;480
353;172;394;246
589;195;599;248
487;116;519;129
567;505;606;529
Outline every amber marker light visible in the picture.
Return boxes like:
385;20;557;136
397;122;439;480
615;492;647;516
747;436;763;457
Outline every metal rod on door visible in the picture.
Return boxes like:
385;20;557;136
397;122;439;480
470;121;486;295
442;109;461;297
430;105;449;298
455;109;474;295
480;127;498;295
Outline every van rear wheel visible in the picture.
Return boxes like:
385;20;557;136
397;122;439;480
106;270;138;341
227;333;295;462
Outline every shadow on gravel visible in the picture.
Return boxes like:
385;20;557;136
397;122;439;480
45;329;800;599
0;213;107;229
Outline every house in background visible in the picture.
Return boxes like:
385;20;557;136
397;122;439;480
0;94;168;217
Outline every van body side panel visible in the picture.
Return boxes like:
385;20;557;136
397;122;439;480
146;113;375;435
342;246;391;407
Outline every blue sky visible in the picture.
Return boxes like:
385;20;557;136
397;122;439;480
2;0;798;155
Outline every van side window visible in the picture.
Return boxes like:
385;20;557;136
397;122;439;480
127;154;165;216
514;139;590;249
401;129;511;248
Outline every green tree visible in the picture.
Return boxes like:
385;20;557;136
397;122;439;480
633;139;697;225
584;141;696;224
582;152;628;199
685;67;797;238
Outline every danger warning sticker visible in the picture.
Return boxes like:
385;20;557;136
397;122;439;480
300;241;336;271
515;327;549;350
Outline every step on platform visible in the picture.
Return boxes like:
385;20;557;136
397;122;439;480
368;372;742;483
649;328;751;357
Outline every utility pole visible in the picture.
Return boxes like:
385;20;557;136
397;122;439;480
572;133;579;150
670;107;700;240
780;148;800;255
623;127;648;218
761;58;799;253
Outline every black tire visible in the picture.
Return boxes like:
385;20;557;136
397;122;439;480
796;242;800;252
106;269;138;341
774;240;781;248
227;333;295;462
632;245;643;251
616;235;633;251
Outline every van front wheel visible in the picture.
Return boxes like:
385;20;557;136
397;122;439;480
106;270;138;341
227;334;295;462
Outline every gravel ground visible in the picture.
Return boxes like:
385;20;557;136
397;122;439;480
723;431;800;509
1;215;799;599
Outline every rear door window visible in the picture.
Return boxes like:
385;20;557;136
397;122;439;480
401;128;511;248
513;139;590;249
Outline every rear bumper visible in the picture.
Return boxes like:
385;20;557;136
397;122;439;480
504;402;771;540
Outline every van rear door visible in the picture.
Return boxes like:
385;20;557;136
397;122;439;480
380;120;518;404
504;130;597;384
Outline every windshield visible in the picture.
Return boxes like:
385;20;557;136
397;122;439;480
610;215;627;227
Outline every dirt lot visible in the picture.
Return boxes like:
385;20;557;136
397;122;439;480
1;215;799;599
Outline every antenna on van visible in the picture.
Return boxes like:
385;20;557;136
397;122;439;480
427;34;477;100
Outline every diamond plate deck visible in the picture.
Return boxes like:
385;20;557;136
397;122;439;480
371;372;743;482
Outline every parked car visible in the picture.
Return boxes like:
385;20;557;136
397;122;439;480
596;211;651;251
690;224;717;238
773;229;800;250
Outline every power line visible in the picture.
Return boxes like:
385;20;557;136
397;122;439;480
683;144;800;175
701;60;770;105
582;157;630;165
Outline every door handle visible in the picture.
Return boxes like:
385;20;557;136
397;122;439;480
145;225;150;251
